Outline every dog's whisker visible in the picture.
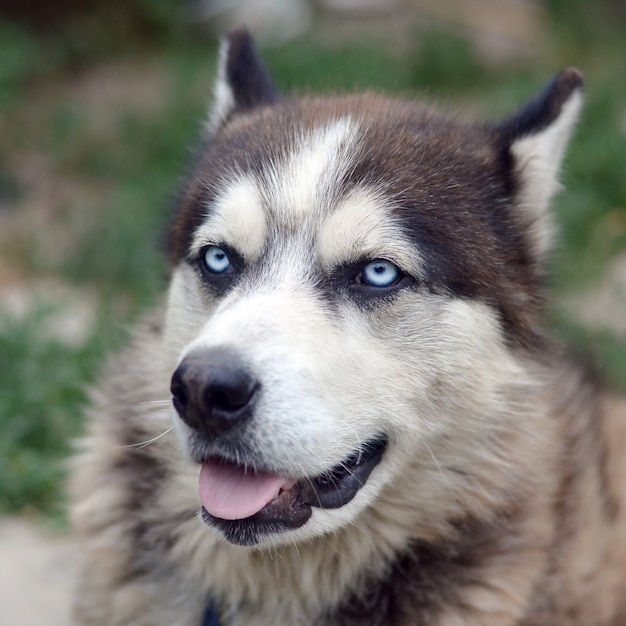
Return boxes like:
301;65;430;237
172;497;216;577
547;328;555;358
120;403;171;421
422;440;460;499
138;399;172;407
117;427;174;450
339;462;364;488
303;477;322;508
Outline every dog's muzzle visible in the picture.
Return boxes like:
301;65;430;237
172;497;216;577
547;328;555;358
170;347;387;546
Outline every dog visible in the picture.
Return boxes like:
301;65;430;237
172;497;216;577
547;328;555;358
70;29;626;625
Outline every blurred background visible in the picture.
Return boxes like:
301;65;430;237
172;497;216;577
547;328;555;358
0;0;624;619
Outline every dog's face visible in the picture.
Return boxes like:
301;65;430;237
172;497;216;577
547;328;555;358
163;31;583;547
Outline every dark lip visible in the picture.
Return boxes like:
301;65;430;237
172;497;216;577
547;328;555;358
201;435;388;546
302;435;388;508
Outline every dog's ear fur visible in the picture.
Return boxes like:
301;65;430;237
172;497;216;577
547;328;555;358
208;29;279;131
500;68;584;261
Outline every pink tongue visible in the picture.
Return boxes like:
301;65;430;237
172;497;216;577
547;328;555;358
199;459;287;521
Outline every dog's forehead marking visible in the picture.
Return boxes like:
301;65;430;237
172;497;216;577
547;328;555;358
191;117;358;262
317;188;422;273
268;116;357;220
191;115;422;275
191;177;266;260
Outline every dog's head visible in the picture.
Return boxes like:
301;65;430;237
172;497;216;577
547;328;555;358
163;30;583;547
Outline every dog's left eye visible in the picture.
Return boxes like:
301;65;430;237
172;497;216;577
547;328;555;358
358;260;402;288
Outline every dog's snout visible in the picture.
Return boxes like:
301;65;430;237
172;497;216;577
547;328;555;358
170;348;258;437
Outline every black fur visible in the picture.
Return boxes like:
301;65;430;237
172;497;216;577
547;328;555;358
498;68;584;144
221;29;279;118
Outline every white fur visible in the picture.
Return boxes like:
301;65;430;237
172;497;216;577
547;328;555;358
265;117;358;221
207;38;235;131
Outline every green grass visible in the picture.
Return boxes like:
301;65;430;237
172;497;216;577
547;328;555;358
0;306;110;517
0;5;625;518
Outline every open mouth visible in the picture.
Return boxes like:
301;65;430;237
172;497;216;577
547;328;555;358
199;435;387;546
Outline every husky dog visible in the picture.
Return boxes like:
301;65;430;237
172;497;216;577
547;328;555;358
71;30;626;626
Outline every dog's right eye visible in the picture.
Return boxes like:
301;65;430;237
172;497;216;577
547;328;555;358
203;246;232;274
352;259;405;290
361;260;401;288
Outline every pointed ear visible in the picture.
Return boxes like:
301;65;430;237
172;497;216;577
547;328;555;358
208;29;279;130
499;68;584;260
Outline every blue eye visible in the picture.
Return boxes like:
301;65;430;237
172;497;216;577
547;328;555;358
203;246;232;274
361;260;401;288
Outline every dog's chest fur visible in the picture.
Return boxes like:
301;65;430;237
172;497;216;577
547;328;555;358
70;30;626;626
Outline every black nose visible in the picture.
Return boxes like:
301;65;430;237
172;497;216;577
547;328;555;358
170;348;258;438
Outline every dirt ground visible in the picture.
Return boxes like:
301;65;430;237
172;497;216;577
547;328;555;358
0;518;78;625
